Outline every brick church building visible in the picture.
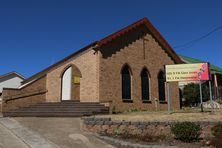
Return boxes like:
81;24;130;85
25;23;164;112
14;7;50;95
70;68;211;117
1;18;183;115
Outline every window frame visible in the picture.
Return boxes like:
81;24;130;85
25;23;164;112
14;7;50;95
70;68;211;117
140;68;151;102
121;64;132;102
158;70;166;102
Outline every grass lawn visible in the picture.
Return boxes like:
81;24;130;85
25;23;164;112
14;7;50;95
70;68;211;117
97;108;222;122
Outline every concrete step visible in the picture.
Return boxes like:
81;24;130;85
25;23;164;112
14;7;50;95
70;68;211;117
7;108;108;112
30;105;105;108
7;110;96;113
31;103;104;107
36;102;101;105
3;101;109;117
4;112;91;117
14;108;109;113
17;106;109;110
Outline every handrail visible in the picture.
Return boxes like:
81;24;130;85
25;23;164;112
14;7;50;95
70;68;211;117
4;89;47;103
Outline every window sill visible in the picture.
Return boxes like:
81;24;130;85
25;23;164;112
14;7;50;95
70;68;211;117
122;99;133;103
159;101;167;104
142;100;152;103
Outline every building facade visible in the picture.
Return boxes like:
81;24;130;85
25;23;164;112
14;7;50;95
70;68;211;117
179;55;222;100
1;18;182;113
0;72;25;97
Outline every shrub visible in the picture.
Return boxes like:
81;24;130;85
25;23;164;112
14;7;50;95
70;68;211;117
211;123;222;137
171;122;201;142
122;127;129;138
183;83;209;106
210;135;222;147
113;127;120;137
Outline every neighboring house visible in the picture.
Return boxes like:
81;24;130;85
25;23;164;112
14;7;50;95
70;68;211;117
179;55;222;99
1;17;183;113
0;72;25;98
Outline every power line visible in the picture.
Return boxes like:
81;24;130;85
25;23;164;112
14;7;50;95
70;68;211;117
174;25;222;50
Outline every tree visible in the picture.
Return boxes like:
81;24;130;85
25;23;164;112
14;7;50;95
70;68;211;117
182;82;209;107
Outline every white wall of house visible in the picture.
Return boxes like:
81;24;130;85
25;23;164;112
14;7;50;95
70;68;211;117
0;77;24;92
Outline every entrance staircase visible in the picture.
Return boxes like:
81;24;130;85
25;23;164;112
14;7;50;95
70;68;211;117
3;101;109;117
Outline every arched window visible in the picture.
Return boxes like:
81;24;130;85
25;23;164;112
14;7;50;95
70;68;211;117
158;71;166;101
121;65;131;100
141;68;150;100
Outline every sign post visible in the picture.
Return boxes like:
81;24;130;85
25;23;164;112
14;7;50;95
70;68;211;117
166;63;210;112
167;82;171;114
209;81;213;109
199;81;203;112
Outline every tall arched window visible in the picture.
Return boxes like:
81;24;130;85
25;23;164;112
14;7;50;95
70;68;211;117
141;68;150;100
158;71;166;101
121;65;131;100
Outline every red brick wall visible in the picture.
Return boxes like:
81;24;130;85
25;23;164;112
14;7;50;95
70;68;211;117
99;26;180;112
1;75;47;112
46;49;99;102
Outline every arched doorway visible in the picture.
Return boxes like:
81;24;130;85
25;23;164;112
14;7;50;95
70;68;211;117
61;64;82;101
61;66;72;101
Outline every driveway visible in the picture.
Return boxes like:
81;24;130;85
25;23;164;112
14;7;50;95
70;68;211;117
0;120;28;148
14;117;114;148
0;117;114;148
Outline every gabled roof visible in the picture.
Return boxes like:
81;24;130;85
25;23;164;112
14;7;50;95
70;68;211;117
22;17;182;84
22;42;97;84
180;55;222;74
98;17;183;64
0;71;25;81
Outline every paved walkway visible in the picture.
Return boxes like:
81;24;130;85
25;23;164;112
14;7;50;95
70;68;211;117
14;117;114;148
0;117;114;148
0;118;58;148
0;120;28;148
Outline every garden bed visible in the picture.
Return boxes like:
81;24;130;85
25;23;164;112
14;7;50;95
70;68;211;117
83;110;222;147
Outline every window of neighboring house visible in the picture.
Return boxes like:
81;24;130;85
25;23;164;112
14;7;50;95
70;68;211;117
121;65;131;100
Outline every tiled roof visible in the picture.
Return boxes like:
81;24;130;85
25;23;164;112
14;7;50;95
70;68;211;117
180;55;222;74
0;71;25;80
22;17;183;84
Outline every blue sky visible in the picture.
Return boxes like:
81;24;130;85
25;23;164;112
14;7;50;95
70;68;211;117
0;0;222;78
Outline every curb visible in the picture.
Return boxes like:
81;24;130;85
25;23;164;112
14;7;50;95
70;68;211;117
95;135;177;148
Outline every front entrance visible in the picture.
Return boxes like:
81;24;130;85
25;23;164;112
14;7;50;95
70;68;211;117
61;64;82;101
61;66;72;101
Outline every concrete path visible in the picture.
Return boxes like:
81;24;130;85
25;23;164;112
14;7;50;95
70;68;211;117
0;120;28;148
14;117;114;148
0;118;58;148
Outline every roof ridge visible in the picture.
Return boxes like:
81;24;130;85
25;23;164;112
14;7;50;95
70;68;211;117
0;71;25;80
22;41;97;84
98;17;182;63
179;54;205;61
179;55;222;73
98;17;148;46
22;17;183;84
